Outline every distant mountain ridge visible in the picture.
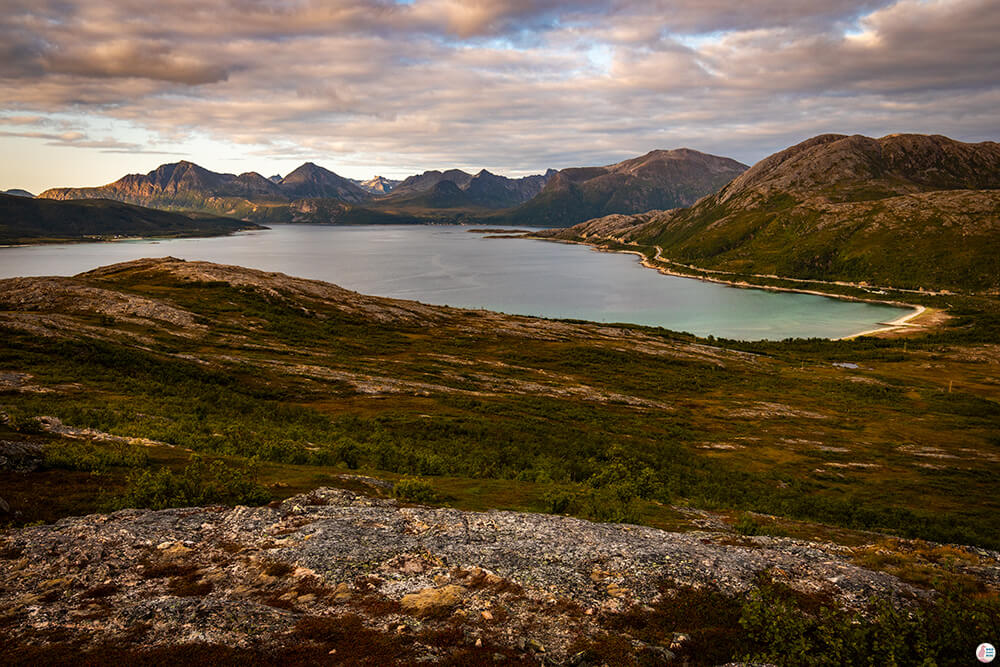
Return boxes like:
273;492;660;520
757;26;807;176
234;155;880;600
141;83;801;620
40;160;368;205
390;169;476;196
3;189;34;198
497;149;748;227
37;161;554;222
377;168;555;212
36;148;748;225
551;133;1000;291
38;161;375;223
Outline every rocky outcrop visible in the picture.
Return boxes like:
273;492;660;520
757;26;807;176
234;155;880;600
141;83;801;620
0;487;938;662
0;275;202;330
0;440;44;472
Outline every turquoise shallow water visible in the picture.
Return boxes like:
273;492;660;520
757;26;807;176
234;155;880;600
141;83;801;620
0;224;909;340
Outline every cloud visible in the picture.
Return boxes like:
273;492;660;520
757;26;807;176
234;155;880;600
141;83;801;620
0;0;997;189
42;40;228;85
0;128;172;153
695;0;1000;95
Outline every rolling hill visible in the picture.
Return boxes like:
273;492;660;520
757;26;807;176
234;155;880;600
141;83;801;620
0;193;262;244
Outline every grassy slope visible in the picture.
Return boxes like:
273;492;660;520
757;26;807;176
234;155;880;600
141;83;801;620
1;260;998;551
0;194;262;244
640;190;1000;292
618;135;1000;292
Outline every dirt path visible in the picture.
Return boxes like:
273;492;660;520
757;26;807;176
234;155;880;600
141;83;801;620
646;244;953;297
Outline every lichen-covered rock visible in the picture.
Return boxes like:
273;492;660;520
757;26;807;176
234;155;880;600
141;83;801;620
399;584;466;617
1;487;994;664
0;439;44;472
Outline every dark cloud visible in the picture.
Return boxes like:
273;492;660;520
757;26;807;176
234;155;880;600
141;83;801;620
0;0;997;186
41;40;228;84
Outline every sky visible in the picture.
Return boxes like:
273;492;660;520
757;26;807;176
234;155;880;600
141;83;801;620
1;0;998;194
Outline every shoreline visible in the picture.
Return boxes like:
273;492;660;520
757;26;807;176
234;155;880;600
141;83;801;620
525;234;931;339
834;305;927;340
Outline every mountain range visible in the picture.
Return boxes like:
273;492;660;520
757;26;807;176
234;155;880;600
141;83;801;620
373;168;557;216
36;160;556;223
496;149;748;227
551;133;1000;291
36;149;745;226
38;161;370;223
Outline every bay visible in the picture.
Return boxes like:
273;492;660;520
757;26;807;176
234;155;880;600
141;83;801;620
0;224;910;340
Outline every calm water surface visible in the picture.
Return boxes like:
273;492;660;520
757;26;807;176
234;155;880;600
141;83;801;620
0;224;908;340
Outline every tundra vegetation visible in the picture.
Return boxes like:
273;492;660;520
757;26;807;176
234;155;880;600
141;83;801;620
1;257;998;664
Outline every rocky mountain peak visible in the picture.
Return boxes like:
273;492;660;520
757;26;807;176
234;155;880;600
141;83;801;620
278;163;368;203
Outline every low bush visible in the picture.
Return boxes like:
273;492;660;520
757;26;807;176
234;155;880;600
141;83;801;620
117;456;269;510
392;477;439;503
739;582;1000;666
734;513;762;536
43;440;148;473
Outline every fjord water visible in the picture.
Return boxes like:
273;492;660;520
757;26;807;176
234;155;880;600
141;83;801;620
0;224;908;340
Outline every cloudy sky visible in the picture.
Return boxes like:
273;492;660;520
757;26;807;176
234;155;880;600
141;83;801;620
1;0;998;193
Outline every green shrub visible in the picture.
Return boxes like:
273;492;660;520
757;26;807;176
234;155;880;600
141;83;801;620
117;456;269;510
734;513;762;536
43;440;149;472
543;483;640;524
333;439;361;469
543;487;576;514
392;477;439;503
581;486;641;524
5;412;44;434
738;582;1000;666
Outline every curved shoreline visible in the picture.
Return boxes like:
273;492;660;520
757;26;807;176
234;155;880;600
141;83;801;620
525;234;928;339
835;305;927;340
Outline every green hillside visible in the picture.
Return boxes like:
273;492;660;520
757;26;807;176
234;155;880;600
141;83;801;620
558;134;1000;292
0;194;262;244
